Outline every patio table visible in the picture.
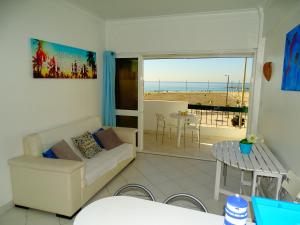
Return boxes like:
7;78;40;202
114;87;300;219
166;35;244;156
169;112;195;147
212;141;287;200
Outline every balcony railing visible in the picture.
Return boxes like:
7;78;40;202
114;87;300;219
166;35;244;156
188;104;248;128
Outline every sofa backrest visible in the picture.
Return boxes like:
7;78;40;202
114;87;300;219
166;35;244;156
23;116;102;157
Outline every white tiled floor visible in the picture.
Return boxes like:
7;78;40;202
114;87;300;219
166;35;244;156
143;132;236;160
0;153;245;225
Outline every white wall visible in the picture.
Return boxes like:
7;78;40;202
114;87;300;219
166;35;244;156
106;10;259;54
258;0;300;175
0;0;105;207
144;100;188;131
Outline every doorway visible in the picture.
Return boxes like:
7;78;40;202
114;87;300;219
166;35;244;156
142;56;254;159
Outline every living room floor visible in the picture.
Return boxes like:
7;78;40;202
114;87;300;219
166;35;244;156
143;132;235;160
0;153;244;225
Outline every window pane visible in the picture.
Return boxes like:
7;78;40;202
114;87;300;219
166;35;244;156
116;115;138;128
115;58;138;110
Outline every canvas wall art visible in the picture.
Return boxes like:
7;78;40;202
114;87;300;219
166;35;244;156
281;24;300;91
31;38;97;79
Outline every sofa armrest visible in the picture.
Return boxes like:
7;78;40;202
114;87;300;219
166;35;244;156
8;155;84;173
112;127;137;145
8;155;84;217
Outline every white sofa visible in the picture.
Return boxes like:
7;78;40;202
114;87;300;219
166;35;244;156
8;116;137;217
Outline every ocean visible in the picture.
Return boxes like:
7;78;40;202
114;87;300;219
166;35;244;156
144;81;249;92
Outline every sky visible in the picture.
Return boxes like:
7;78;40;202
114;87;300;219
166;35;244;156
144;57;253;83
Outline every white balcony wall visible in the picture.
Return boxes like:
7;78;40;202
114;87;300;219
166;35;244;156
144;100;246;138
144;100;188;131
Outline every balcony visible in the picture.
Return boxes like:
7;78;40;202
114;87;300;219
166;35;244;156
143;100;247;159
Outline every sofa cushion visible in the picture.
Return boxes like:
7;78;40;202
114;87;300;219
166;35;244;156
51;140;82;161
92;128;105;148
85;143;134;185
42;149;58;159
72;132;102;159
94;128;124;150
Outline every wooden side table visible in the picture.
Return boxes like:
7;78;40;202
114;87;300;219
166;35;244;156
212;141;287;200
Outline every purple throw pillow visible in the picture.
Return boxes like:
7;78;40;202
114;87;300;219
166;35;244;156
95;128;124;150
51;140;82;161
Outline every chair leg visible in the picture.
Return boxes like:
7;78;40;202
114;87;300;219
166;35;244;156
169;127;172;139
198;128;200;149
156;123;159;141
184;125;186;148
191;131;194;143
162;125;165;144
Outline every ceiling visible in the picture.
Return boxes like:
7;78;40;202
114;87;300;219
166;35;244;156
64;0;268;20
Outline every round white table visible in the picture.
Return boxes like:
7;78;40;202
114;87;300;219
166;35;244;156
74;196;254;225
169;112;195;147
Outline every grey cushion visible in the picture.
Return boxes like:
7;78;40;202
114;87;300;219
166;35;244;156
51;140;82;161
95;128;124;150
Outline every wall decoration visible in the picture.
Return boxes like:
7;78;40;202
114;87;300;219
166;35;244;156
281;24;300;91
263;62;272;81
31;38;97;79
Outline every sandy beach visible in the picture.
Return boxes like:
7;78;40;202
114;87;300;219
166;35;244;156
144;91;249;107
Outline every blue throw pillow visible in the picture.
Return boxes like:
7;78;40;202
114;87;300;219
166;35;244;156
42;149;58;159
92;128;105;148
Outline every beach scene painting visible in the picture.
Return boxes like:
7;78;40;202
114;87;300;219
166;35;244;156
281;24;300;91
31;38;97;79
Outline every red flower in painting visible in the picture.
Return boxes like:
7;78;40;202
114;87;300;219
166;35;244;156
36;41;47;65
32;41;47;77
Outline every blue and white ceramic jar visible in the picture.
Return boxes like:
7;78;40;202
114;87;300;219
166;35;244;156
224;194;248;225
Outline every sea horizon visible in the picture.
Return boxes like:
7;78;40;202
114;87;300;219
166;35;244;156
144;81;249;92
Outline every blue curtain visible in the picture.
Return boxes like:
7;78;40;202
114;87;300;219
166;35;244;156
102;51;116;126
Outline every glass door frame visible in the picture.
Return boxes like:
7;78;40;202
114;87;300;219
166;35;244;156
115;54;144;151
115;50;261;150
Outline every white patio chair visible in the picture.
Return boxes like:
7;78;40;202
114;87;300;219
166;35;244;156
280;170;300;201
251;170;300;200
155;113;177;144
183;115;201;148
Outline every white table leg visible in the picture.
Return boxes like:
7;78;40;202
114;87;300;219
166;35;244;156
176;117;182;147
240;170;244;195
214;160;222;200
275;175;283;200
223;164;227;186
251;172;257;196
